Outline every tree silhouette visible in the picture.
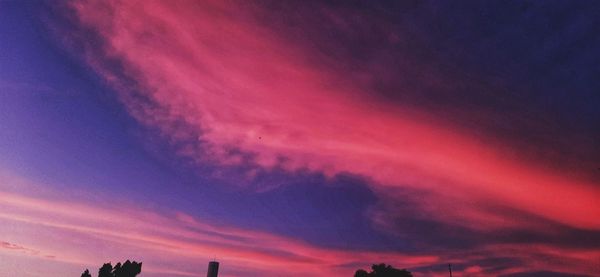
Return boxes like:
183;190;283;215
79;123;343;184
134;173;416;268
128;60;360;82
116;260;142;277
82;260;142;277
354;269;369;277
98;263;113;277
354;263;413;277
81;269;92;277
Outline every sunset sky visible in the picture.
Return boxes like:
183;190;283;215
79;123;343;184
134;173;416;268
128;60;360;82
1;1;599;276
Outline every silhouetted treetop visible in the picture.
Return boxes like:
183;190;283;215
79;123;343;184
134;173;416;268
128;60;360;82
81;269;92;277
354;263;413;277
354;269;369;277
98;263;112;277
82;260;142;277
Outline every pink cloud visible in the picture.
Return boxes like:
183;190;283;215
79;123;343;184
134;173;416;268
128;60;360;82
0;240;45;260
64;0;600;233
0;173;438;276
2;170;598;276
1;241;26;250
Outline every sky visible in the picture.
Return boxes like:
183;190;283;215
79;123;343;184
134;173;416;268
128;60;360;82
0;0;599;276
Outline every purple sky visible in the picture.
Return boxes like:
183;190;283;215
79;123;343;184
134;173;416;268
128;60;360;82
0;1;599;276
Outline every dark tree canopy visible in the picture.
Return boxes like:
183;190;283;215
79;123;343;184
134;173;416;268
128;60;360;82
114;260;142;277
98;263;113;277
354;263;413;277
82;260;142;277
355;268;368;276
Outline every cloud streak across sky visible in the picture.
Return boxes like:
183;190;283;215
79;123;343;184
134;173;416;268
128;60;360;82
0;171;598;276
0;173;438;277
66;0;599;228
1;0;599;276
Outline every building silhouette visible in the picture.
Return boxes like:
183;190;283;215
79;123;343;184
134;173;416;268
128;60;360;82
207;261;219;277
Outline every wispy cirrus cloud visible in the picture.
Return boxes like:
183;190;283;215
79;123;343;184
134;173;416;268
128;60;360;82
50;0;600;275
0;173;438;277
65;0;599;230
2;172;597;276
0;240;41;256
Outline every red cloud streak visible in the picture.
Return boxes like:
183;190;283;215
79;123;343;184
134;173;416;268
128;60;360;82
67;0;600;231
1;173;598;276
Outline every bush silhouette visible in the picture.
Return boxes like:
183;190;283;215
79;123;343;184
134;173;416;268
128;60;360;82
81;260;142;277
354;263;413;277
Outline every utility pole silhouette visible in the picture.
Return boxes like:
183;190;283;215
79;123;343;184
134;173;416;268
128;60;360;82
207;261;219;277
448;264;453;277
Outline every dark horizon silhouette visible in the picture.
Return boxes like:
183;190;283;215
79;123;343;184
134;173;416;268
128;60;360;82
81;260;142;277
355;263;413;277
78;260;416;277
